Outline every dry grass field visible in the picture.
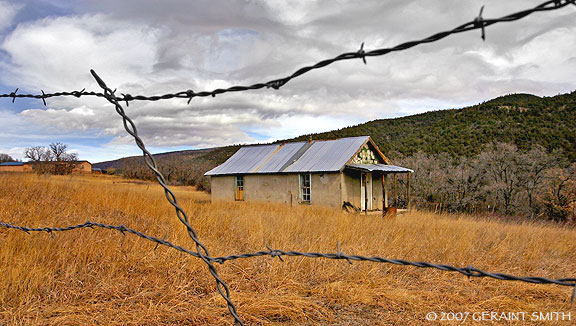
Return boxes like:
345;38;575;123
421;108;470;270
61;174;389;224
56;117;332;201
0;173;574;325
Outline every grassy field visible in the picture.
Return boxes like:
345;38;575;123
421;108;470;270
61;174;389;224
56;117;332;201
0;173;574;325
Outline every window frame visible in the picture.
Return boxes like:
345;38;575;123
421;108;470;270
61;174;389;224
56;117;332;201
299;173;311;204
234;175;244;201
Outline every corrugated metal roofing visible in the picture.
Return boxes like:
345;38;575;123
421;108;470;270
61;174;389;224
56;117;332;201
205;136;372;175
0;162;24;166
283;136;368;173
346;164;413;173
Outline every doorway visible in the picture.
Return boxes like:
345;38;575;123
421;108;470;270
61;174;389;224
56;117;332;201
360;172;372;211
235;175;244;201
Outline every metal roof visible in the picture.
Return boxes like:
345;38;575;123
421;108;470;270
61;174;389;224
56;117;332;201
205;136;372;175
346;164;413;173
0;162;24;166
283;136;368;173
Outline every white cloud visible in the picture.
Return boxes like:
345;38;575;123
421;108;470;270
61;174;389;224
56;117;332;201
0;1;22;33
0;0;575;162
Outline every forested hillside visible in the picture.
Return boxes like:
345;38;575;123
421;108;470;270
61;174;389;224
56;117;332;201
292;91;576;160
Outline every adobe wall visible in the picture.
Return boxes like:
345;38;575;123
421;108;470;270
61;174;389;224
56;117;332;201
210;172;342;208
0;165;26;172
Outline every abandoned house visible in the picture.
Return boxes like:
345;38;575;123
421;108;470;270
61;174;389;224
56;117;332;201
205;136;413;212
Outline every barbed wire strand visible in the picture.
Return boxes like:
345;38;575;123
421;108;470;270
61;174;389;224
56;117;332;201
0;0;574;105
1;220;574;301
88;70;244;325
0;0;574;322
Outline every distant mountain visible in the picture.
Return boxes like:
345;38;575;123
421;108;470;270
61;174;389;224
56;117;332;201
94;148;218;170
94;90;576;180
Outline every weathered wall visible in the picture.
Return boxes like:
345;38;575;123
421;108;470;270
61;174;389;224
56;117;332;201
210;175;236;201
210;173;342;208
342;170;361;208
0;165;32;172
310;173;341;207
342;170;385;211
244;174;299;204
72;162;92;174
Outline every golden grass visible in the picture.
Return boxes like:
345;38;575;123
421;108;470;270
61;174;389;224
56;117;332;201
0;173;574;325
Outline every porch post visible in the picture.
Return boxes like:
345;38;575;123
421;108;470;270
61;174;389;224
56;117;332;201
393;174;398;207
383;174;388;208
407;173;411;211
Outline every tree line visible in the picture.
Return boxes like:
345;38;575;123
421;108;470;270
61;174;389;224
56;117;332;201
393;143;575;223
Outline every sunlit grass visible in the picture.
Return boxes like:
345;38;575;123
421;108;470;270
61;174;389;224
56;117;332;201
0;173;574;325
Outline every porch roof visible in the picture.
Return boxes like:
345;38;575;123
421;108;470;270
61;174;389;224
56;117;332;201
346;164;413;173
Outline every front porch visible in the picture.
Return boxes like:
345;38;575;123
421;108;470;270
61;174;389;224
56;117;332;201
345;164;413;216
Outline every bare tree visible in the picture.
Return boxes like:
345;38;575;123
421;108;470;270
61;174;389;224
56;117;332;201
24;143;80;175
24;146;48;162
49;142;69;161
0;153;17;164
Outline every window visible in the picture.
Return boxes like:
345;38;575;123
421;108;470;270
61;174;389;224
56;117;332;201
299;173;311;203
235;175;244;201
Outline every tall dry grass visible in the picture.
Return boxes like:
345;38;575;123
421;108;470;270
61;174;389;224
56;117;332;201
0;173;574;325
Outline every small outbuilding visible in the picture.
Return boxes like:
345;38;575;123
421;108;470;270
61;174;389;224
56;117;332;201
0;161;92;174
0;162;33;172
205;136;412;212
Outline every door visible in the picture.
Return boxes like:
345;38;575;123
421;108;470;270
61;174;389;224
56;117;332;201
360;173;372;211
366;172;373;210
235;175;244;201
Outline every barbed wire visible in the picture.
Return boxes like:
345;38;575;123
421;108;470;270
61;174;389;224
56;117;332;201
1;1;575;324
1;220;575;302
0;0;574;106
88;70;243;325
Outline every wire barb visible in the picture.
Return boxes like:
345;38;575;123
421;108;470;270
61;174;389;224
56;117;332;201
154;233;167;251
266;245;284;262
10;88;18;103
463;265;475;279
40;90;47;106
474;6;486;41
73;88;85;98
337;241;353;264
357;42;367;64
186;89;195;104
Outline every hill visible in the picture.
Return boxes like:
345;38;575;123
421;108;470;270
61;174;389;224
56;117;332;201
93;90;576;184
291;91;576;160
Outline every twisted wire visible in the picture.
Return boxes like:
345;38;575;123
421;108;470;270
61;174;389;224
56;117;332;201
1;220;574;293
0;0;574;105
89;70;243;325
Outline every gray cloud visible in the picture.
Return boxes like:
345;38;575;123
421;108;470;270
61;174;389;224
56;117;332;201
0;0;575;161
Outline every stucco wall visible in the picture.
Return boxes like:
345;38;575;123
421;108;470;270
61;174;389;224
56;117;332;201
210;173;342;208
342;170;361;208
310;173;341;207
342;170;385;210
72;162;92;174
0;165;32;172
210;175;236;201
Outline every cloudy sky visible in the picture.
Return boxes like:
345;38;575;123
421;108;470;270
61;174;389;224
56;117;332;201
0;0;575;163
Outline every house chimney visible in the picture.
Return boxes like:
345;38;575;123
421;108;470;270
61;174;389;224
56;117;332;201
308;136;313;143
